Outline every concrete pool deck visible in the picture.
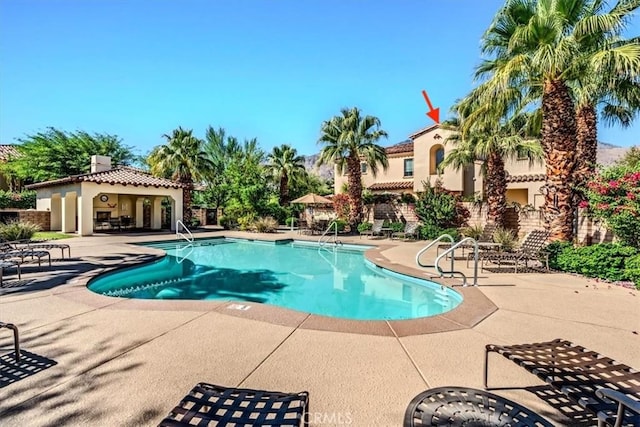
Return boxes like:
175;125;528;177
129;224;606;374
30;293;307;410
0;230;638;426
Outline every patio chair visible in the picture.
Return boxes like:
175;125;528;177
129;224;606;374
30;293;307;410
0;322;20;362
0;248;51;268
359;219;384;239
479;229;550;273
391;221;420;240
0;259;21;286
404;386;553;426
158;382;309;427
15;239;71;259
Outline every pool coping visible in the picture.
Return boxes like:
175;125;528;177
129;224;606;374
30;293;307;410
67;236;498;337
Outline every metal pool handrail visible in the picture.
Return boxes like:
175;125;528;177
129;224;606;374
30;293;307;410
415;234;455;274
176;220;194;243
318;221;342;247
434;237;479;287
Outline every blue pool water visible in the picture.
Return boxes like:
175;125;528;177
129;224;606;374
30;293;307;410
88;238;462;320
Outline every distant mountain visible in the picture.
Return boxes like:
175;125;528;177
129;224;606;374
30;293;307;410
597;141;634;166
303;154;334;180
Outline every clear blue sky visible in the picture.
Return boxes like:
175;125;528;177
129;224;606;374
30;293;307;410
1;0;638;157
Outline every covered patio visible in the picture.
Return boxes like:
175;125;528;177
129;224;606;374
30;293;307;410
26;156;184;236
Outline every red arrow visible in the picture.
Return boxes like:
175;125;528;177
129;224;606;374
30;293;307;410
421;90;440;124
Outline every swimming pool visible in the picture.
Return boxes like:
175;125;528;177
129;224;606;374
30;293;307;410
88;238;462;320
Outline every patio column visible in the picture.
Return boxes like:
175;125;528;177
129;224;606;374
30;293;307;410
151;197;162;230
135;198;145;228
77;194;94;236
61;192;77;233
50;194;62;231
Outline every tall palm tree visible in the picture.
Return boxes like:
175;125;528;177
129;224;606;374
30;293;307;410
148;127;213;223
477;0;640;241
266;144;307;205
441;92;543;227
316;107;388;227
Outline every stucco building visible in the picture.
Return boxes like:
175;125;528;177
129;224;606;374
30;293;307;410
27;155;184;236
334;124;546;208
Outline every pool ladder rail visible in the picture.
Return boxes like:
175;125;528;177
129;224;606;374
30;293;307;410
176;220;194;243
318;221;343;247
415;234;479;287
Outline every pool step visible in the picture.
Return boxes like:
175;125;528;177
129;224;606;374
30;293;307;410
104;277;184;297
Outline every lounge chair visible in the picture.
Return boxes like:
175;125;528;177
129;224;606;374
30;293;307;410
391;221;420;240
159;382;309;427
404;386;553;426
479;229;549;272
485;339;640;427
0;322;20;362
0;248;51;268
0;260;21;286
17;240;70;259
359;219;384;239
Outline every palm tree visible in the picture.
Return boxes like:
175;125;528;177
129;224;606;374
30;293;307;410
441;92;543;227
265;144;307;205
316;107;388;227
148;127;213;223
476;0;640;241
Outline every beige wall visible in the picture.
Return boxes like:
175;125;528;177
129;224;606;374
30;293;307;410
506;188;528;205
333;154;414;194
413;128;465;192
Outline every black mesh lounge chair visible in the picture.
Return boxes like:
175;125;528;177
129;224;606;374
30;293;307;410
485;339;640;427
159;383;309;427
392;221;420;240
0;260;21;286
360;219;384;239
16;240;70;259
404;386;553;426
480;229;550;273
0;322;20;362
0;249;51;268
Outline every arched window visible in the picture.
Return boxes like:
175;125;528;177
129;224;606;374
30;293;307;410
430;145;445;174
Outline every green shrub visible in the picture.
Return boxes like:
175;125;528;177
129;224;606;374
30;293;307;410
414;180;469;232
254;216;278;233
333;218;348;232
556;243;638;282
357;222;372;233
189;217;201;228
390;222;405;233
0;220;41;241
492;227;517;252
218;215;236;229
544;241;574;270
399;193;416;204
418;224;459;241
461;224;484;240
237;214;256;231
0;190;37;209
285;217;298;227
624;254;640;289
441;227;461;241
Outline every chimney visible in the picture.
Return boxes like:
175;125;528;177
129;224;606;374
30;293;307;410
91;155;112;173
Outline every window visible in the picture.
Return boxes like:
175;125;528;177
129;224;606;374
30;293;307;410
361;163;368;174
404;158;414;177
435;148;444;169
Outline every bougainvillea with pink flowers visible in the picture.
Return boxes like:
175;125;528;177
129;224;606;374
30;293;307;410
584;165;640;247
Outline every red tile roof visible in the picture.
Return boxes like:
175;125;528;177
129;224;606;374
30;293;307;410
368;181;414;191
0;145;20;161
385;140;414;155
506;173;546;183
26;166;184;190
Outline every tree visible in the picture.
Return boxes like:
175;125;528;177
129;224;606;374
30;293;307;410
147;127;213;223
3;127;137;183
441;92;543;226
316;107;388;227
265;144;307;205
476;0;640;241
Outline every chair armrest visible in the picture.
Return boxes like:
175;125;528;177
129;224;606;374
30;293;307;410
596;388;640;414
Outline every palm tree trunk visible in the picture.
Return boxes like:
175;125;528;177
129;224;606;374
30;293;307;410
346;155;363;227
573;104;598;200
182;180;193;224
279;174;289;205
541;79;577;242
485;150;507;227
